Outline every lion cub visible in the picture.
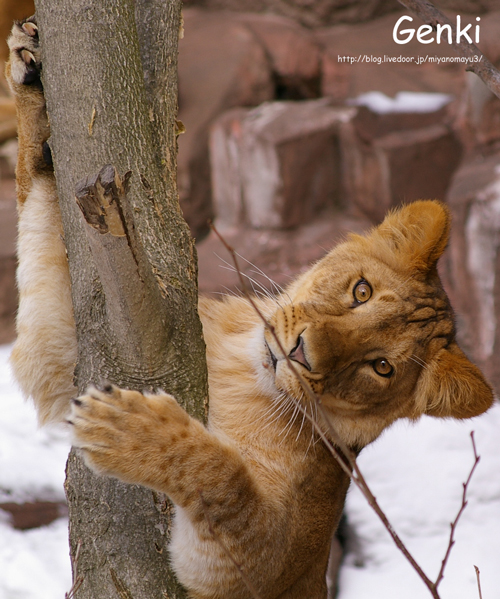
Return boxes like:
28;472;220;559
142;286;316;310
6;17;493;599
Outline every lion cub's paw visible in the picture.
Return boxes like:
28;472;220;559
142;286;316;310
8;17;41;86
69;384;191;487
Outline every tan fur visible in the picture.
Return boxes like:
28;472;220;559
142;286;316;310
6;20;494;599
7;20;77;425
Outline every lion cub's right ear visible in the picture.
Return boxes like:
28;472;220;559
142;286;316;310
416;342;494;419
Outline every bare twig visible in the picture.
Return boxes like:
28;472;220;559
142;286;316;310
65;539;83;599
198;491;263;599
474;565;483;599
434;432;480;590
398;0;500;100
210;222;482;599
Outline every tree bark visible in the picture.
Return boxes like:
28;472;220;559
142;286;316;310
34;1;208;597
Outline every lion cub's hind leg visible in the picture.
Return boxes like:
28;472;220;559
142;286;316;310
7;18;77;424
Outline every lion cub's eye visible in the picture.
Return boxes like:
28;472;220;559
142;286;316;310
373;358;394;378
353;279;372;304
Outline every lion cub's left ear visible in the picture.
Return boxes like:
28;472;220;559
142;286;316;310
373;200;451;274
416;342;494;419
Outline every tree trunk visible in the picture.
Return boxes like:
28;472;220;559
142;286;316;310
34;1;208;597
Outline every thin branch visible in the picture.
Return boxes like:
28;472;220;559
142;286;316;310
433;432;480;591
198;491;263;599
210;222;482;599
398;0;500;100
65;539;83;599
474;565;483;599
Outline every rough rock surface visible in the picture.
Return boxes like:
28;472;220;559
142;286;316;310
178;9;330;238
444;150;500;392
210;100;353;230
178;9;275;239
340;102;463;223
234;13;322;99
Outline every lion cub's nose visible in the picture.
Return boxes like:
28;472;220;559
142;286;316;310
288;335;311;371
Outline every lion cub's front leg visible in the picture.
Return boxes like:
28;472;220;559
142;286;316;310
70;386;255;514
70;385;274;596
7;18;77;424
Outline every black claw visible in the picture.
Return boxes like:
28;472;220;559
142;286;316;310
71;397;82;406
66;419;74;426
42;141;53;166
99;382;114;394
22;63;41;86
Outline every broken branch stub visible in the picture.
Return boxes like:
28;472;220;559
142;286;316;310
75;164;130;236
75;165;172;376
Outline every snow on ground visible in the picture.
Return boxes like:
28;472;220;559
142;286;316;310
0;342;499;599
338;407;500;599
349;91;453;114
0;344;71;599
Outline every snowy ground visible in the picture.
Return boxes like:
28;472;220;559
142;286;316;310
338;409;500;599
0;344;71;599
1;342;499;599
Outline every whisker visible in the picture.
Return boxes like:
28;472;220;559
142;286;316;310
217;254;274;293
305;404;319;458
260;394;295;431
256;393;289;423
280;399;301;436
279;403;304;446
410;354;428;370
236;253;285;290
218;264;238;274
279;402;300;440
214;253;236;270
255;401;281;425
247;268;292;305
247;273;286;306
253;289;273;302
310;402;322;452
233;251;292;304
220;286;243;298
246;276;279;304
219;262;281;306
295;394;308;441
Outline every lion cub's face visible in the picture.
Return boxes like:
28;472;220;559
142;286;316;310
263;201;493;448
